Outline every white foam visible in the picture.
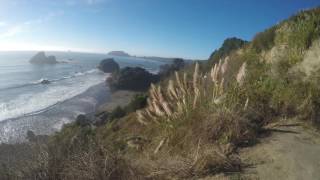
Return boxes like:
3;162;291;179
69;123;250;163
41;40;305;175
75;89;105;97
53;118;72;130
0;73;105;121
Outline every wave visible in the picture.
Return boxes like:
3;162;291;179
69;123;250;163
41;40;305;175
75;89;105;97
0;68;100;92
0;71;105;121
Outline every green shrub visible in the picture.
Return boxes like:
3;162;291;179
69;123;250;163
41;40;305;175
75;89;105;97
275;7;320;64
125;94;148;113
109;106;126;121
252;26;277;52
208;37;248;65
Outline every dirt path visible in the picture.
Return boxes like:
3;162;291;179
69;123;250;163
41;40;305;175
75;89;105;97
240;119;320;180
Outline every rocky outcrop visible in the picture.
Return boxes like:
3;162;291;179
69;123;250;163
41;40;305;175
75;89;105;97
40;79;50;84
158;58;185;77
29;52;58;64
98;58;120;73
107;67;160;91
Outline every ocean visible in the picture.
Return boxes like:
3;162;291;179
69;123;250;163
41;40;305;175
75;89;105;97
0;51;165;143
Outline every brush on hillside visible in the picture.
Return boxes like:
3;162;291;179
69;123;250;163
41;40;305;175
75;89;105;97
236;62;246;86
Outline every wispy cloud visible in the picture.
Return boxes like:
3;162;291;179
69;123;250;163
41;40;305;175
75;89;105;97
0;26;23;39
0;22;7;27
24;11;64;25
0;11;63;39
86;0;105;5
66;0;107;6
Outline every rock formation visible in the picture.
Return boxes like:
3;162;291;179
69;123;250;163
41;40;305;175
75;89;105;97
98;58;120;73
29;52;58;64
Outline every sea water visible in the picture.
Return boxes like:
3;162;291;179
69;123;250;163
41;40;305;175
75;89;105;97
0;51;165;143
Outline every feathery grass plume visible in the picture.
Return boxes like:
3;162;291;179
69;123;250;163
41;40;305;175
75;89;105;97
149;84;158;101
154;138;166;154
211;64;218;83
145;109;157;121
221;57;229;75
243;98;249;110
167;80;178;100
193;63;200;93
210;58;230;103
183;73;188;90
136;62;212;124
211;59;224;84
137;110;149;125
193;63;200;108
215;59;222;83
219;78;225;95
175;72;186;95
157;86;173;116
147;99;155;112
217;59;222;76
152;100;165;116
193;88;200;109
236;62;247;86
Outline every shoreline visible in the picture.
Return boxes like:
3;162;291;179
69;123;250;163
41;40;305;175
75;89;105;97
0;82;136;144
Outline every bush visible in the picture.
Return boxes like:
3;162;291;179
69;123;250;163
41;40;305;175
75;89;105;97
274;7;320;64
109;106;126;121
251;26;277;52
209;37;248;65
125;94;148;113
75;114;91;127
159;58;185;77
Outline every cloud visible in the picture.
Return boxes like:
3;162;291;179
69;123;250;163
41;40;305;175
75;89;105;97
0;11;63;39
0;22;7;27
66;0;107;6
86;0;104;5
0;25;23;38
0;40;106;53
24;10;64;25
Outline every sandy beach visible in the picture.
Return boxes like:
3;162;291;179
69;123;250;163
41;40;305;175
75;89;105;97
0;83;136;144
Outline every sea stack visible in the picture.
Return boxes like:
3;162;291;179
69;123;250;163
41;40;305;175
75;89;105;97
107;67;160;91
98;58;120;73
107;51;130;57
29;52;58;64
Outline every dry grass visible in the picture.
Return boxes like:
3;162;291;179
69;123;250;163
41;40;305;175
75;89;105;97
125;60;253;179
137;60;247;127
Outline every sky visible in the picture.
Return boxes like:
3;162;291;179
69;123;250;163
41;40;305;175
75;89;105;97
0;0;319;59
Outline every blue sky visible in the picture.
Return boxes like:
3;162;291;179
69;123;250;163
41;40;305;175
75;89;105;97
0;0;319;59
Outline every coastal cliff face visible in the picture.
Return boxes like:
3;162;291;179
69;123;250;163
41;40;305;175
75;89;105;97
2;7;320;180
29;52;58;64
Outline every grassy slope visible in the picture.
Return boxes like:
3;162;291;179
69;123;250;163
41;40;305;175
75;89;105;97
2;7;320;180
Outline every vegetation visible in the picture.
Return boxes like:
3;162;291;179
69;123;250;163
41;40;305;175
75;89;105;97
251;26;277;52
208;37;248;65
107;67;160;91
158;58;185;77
2;6;320;180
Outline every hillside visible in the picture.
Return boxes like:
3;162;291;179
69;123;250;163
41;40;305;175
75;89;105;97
1;7;320;180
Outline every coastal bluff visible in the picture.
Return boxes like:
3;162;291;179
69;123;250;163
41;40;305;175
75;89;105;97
29;52;58;64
